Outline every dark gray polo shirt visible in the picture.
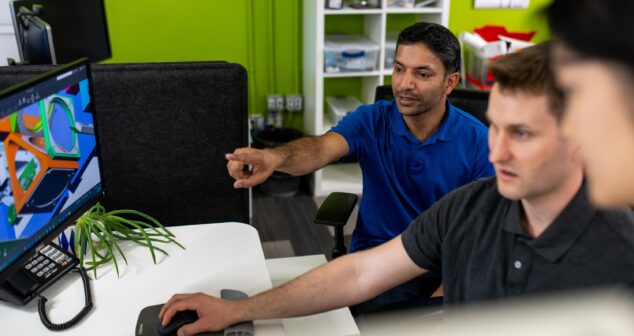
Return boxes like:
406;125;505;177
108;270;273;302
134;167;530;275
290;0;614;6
402;177;634;305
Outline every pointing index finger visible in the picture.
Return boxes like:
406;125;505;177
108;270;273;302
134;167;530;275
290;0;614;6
225;152;258;164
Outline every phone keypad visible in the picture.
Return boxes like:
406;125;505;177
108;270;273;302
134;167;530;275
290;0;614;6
25;244;74;282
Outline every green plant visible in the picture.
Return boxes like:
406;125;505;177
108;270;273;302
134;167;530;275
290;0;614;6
73;203;184;278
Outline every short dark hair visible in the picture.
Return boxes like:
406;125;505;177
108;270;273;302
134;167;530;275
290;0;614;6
489;42;564;121
396;22;461;75
546;0;634;72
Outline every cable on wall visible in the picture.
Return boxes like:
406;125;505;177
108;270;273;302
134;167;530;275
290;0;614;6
267;0;277;94
246;0;256;114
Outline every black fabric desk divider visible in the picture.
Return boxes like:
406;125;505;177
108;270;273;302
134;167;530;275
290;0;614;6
0;61;250;226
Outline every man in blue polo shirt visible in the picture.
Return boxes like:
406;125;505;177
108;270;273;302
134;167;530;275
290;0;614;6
226;22;493;312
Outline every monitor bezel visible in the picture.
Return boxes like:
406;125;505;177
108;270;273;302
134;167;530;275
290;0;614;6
0;59;105;285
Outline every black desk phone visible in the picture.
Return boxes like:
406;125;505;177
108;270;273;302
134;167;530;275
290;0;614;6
1;242;78;305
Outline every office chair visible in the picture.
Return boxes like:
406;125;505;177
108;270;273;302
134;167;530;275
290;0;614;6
0;62;250;227
315;84;490;259
314;192;358;259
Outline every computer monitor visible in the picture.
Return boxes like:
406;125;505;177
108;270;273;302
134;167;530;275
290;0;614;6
9;0;111;65
0;59;103;304
10;5;56;65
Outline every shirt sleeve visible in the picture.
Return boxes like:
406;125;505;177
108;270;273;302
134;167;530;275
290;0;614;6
401;192;452;272
329;104;375;159
401;179;492;272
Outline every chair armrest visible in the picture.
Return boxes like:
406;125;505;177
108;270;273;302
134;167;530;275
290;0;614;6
314;192;358;227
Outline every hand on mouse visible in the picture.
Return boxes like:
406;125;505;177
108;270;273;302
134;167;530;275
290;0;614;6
159;292;241;336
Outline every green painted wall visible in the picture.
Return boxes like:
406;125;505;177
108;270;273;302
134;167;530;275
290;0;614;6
101;0;550;127
103;0;302;128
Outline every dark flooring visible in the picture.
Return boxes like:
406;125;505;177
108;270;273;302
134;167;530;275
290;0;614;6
251;186;333;258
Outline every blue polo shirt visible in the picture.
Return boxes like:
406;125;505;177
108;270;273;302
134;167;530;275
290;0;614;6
331;99;494;252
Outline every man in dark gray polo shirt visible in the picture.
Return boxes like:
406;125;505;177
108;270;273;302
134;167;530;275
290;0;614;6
402;177;634;304
159;43;634;336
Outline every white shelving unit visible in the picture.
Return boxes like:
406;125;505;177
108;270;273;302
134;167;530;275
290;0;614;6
303;0;450;196
0;0;20;66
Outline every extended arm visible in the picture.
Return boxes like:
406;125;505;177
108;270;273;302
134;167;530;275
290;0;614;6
226;132;349;188
159;236;425;335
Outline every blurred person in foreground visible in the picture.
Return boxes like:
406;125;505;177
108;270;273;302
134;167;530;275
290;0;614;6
547;0;634;207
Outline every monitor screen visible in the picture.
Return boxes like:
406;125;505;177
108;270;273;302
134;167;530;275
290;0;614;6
0;60;103;282
9;0;111;65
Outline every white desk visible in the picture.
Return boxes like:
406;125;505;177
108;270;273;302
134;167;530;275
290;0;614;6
265;255;360;336
0;223;283;335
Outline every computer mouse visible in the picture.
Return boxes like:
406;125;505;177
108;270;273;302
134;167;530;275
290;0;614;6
157;309;198;336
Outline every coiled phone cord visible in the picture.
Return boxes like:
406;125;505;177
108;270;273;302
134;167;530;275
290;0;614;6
37;267;93;331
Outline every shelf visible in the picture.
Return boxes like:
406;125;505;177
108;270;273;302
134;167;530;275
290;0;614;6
385;7;443;14
318;163;363;196
321;117;334;134
323;71;383;78
304;0;449;196
325;7;383;15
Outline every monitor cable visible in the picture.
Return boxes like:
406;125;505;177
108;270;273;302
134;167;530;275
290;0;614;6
37;267;93;331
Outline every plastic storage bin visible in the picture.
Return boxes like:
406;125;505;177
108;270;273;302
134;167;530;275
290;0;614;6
324;35;380;73
466;52;497;90
387;0;415;8
326;96;362;125
384;32;399;69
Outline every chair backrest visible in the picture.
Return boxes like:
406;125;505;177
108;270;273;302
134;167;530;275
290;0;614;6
0;62;250;226
447;88;490;126
374;84;490;126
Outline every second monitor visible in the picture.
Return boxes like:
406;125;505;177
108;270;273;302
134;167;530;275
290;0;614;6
9;0;112;65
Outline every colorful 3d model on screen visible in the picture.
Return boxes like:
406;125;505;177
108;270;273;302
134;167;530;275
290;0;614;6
0;80;96;242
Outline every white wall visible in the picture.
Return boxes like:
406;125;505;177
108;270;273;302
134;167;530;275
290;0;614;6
0;0;21;66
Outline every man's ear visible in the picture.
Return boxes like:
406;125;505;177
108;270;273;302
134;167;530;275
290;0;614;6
444;72;460;96
565;135;583;165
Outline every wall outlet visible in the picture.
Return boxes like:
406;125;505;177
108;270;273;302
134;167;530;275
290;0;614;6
275;96;285;111
293;95;303;112
285;95;303;112
285;95;295;112
250;115;265;131
267;95;277;111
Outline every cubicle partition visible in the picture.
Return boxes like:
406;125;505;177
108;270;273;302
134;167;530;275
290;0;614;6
0;61;250;226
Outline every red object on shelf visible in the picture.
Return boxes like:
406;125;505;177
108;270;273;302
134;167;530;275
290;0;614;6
466;74;493;91
474;25;536;42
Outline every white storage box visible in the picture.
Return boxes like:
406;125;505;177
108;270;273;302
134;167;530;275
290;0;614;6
324;35;380;73
384;32;399;69
326;96;362;125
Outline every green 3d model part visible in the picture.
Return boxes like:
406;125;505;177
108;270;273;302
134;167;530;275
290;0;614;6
18;159;37;190
39;95;80;159
7;204;16;225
